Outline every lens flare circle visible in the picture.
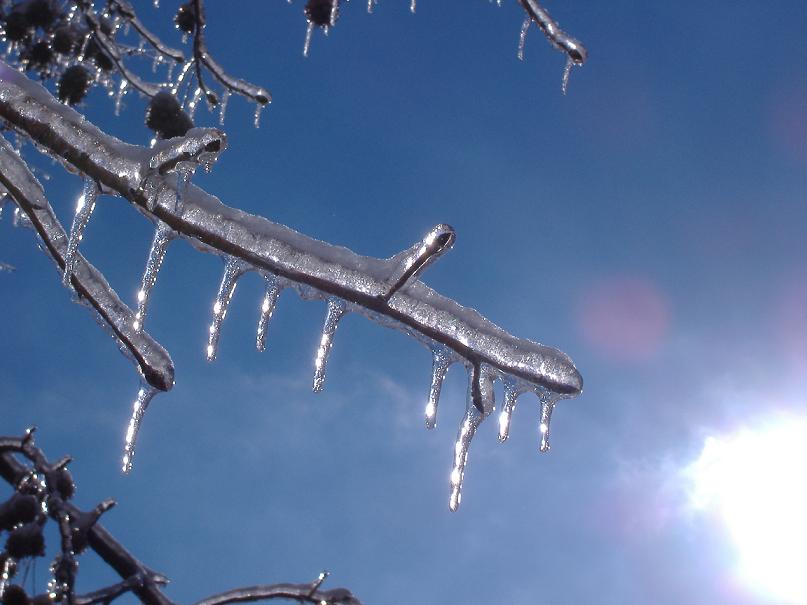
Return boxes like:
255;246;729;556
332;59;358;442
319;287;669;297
690;419;807;603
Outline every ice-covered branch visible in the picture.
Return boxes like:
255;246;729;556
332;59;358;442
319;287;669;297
0;132;174;391
0;433;361;605
0;63;582;507
0;63;581;396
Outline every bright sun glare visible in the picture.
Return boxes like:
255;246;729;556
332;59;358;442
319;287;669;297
690;418;807;604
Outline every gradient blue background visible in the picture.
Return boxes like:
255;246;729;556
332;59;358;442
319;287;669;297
2;2;807;603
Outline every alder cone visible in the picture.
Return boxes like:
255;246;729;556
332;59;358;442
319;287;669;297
145;91;194;139
305;0;337;27
57;65;91;105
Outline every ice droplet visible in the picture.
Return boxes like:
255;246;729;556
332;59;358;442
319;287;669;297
122;384;158;474
517;16;530;61
207;257;249;361
448;364;495;511
561;55;574;95
133;221;174;333
63;177;98;287
303;22;314;58
410;0;416;13
425;345;454;429
256;274;283;352
312;297;347;393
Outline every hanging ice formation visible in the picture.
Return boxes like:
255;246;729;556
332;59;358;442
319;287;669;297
0;58;584;510
515;0;588;93
122;384;158;473
63;177;99;287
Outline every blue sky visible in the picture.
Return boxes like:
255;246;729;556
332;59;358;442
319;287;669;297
2;2;807;604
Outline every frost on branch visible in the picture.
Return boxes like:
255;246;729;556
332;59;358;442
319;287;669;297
0;431;361;605
0;62;582;510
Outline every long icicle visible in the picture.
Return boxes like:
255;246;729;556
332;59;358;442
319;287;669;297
133;221;174;332
63;177;99;286
425;345;453;429
312;297;347;393
256;274;283;352
207;257;249;361
122;383;158;474
449;364;495;511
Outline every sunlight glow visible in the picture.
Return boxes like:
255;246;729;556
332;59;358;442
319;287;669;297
689;418;807;603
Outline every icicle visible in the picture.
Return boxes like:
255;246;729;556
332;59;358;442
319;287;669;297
218;90;231;126
410;0;416;13
538;391;560;453
207;257;249;361
153;0;159;8
121;384;158;474
0;551;13;597
0;194;6;220
166;60;175;82
517;16;530;61
171;60;194;95
367;0;376;13
187;86;203;120
303;22;314;58
256;274;283;352
63;177;99;287
497;377;524;442
133;221;174;332
114;79;128;116
425;345;453;429
448;364;495;511
561;55;574;95
253;103;263;129
174;163;194;211
312;297;348;393
329;0;338;26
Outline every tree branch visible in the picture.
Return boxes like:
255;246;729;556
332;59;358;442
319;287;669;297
0;132;175;391
0;62;581;397
0;434;360;605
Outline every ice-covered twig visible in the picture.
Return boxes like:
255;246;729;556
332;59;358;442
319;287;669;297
0;131;175;391
0;64;582;398
190;0;271;106
109;0;185;64
194;583;360;605
0;433;361;605
516;0;587;65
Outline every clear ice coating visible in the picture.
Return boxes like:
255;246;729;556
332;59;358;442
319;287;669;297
312;297;348;393
207;257;250;361
448;364;496;512
133;221;174;333
425;345;454;429
256;274;283;352
122;384;158;474
63;177;99;286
